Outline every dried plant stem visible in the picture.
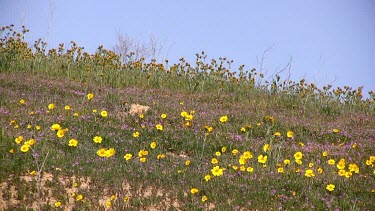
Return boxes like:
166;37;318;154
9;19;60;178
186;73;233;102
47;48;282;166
32;149;50;211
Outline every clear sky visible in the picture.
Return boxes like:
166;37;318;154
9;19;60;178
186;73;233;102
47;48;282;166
1;0;374;95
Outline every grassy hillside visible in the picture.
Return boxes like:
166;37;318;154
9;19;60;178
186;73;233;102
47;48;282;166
1;25;375;210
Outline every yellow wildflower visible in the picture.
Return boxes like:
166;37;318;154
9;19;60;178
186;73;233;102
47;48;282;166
97;148;107;157
133;132;140;138
20;144;30;152
305;169;315;177
337;159;345;170
155;124;163;131
263;144;270;152
326;184;335;191
202;195;208;202
48;103;55;110
124;154;132;161
278;167;284;173
68;139;78;147
243;151;253;159
157;154;166;159
123;196;130;202
15;136;23;144
239;156;247;165
101;110;108;117
87;93;94;100
294;152;303;160
287;130;294;138
93;136;103;143
211;165;224;176
219;115;228;123
51;123;61;131
138;149;148;157
328;159;335;165
211;158;219;164
180;111;188;117
246;167;254;172
345;171;352;178
56;129;65;138
258;155;267;164
54;201;62;207
190;188;199;194
204;174;211;182
140;157;147;162
105;148;115;157
185;114;194;121
349;163;359;173
76;194;83;201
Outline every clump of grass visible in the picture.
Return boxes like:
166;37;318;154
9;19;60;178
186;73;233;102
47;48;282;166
1;24;375;210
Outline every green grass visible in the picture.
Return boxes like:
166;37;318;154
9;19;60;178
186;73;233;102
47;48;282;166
1;24;375;210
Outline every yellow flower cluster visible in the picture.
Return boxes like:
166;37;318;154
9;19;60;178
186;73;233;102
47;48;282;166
294;151;303;165
181;110;194;127
97;148;115;158
138;149;149;162
157;154;166;159
15;135;36;152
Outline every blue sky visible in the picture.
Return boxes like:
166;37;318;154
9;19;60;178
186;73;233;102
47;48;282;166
1;0;374;95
